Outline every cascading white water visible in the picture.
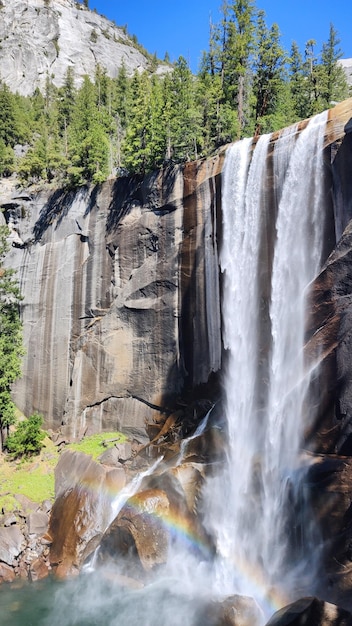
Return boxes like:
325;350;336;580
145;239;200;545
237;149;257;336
205;110;328;613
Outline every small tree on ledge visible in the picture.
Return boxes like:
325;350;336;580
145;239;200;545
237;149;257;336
0;225;24;452
6;413;46;458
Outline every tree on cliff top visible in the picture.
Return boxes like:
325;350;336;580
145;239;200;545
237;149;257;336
0;225;24;453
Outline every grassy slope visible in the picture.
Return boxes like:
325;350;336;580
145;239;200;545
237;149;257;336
0;431;127;514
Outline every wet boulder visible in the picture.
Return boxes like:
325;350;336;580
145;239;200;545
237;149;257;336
199;594;264;626
98;488;170;574
0;562;16;583
265;597;352;626
48;450;126;578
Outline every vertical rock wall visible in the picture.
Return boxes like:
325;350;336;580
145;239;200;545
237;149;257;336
2;159;223;437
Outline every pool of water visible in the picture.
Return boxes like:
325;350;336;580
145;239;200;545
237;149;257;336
0;569;220;626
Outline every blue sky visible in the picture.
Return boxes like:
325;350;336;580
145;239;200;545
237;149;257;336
89;0;352;72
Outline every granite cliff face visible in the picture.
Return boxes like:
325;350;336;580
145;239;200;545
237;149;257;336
0;0;167;96
1;157;223;438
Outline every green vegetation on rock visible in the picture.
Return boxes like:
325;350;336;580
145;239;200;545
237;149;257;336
0;436;57;513
0;226;24;452
68;431;127;460
6;413;46;459
0;431;128;513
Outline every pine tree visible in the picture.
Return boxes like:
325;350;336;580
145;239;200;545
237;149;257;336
57;67;76;145
0;83;21;147
68;76;109;183
220;0;256;134
252;13;286;134
169;56;201;161
320;24;349;108
289;42;311;120
304;39;321;115
0;226;24;452
123;71;154;173
6;412;45;458
0;139;14;176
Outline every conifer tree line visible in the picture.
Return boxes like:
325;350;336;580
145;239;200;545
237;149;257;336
0;0;350;183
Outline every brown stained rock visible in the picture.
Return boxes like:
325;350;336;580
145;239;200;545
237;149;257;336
0;562;16;583
307;455;352;608
54;450;108;498
105;467;126;494
304;219;352;455
99;489;170;573
170;463;205;513
10;154;223;439
29;557;50;582
0;526;26;566
98;474;213;576
48;451;122;578
265;597;352;626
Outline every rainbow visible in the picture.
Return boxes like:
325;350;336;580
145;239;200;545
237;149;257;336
111;490;289;615
75;474;289;616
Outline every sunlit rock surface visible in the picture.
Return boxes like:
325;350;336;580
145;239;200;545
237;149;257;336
97;460;212;576
48;450;125;577
3;159;222;438
0;0;167;96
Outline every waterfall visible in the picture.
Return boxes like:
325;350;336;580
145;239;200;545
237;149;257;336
204;111;328;612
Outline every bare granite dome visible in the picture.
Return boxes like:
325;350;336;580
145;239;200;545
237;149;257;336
339;58;352;87
0;0;167;95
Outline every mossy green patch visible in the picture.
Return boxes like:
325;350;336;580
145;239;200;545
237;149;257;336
0;437;57;514
68;431;127;460
0;431;128;514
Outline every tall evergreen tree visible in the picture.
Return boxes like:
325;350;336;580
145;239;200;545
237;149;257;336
252;12;286;134
289;41;311;120
123;71;155;173
0;83;22;147
68;76;109;183
57;67;76;146
169;56;201;161
0;226;24;452
320;24;349;108
220;0;256;134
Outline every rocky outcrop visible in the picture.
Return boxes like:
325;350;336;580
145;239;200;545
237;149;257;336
0;496;51;583
265;597;352;626
96;458;211;577
0;0;168;96
339;59;352;88
200;595;264;626
48;450;126;577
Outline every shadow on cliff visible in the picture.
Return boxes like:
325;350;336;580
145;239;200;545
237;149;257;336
146;161;225;457
106;165;179;233
33;185;92;241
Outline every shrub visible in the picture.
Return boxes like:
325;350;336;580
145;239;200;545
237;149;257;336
6;413;46;458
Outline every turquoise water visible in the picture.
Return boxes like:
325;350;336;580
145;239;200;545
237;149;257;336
0;570;214;626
